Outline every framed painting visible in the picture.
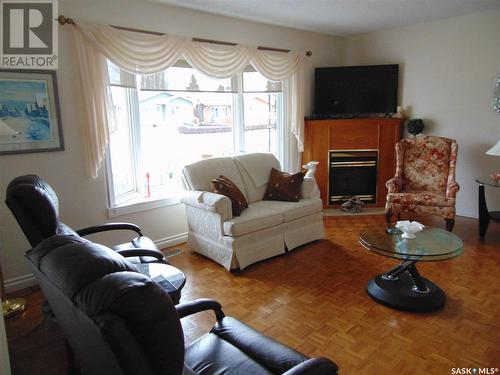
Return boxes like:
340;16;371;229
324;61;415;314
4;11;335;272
0;70;64;155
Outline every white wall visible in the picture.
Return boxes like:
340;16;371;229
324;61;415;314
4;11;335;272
344;9;500;218
0;0;343;289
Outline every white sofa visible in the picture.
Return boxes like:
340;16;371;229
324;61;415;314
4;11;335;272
179;153;324;270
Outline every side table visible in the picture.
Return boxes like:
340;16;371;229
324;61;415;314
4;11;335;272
475;177;500;237
137;263;186;304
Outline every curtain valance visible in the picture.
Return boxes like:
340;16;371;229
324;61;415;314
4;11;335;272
71;22;305;178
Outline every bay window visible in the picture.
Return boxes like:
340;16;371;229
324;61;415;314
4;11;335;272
106;61;285;210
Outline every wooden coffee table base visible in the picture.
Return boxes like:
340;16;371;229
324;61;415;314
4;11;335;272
366;261;445;313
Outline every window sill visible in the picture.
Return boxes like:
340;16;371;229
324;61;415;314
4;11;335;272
107;196;181;218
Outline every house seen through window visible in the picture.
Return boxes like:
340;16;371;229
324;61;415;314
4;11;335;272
106;61;284;208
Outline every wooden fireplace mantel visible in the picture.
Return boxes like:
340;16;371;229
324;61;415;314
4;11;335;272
302;117;405;208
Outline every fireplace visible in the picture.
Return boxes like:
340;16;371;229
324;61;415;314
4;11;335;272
329;150;378;205
303;118;403;207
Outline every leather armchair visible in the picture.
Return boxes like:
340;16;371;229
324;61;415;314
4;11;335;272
385;136;460;231
26;234;339;375
5;174;166;265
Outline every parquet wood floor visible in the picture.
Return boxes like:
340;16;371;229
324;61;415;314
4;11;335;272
5;215;500;374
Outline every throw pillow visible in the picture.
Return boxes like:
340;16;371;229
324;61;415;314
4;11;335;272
211;175;248;216
263;168;305;202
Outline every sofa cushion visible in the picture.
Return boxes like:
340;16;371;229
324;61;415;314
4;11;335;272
182;157;248;200
264;168;305;202
223;204;283;237
234;153;281;203
251;199;323;222
211;175;248;216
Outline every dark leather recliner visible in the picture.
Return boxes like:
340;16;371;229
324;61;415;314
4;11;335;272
5;174;166;265
26;234;339;375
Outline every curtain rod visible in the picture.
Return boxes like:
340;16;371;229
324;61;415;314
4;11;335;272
57;15;313;57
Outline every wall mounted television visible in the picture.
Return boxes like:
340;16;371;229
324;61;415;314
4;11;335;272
314;64;399;117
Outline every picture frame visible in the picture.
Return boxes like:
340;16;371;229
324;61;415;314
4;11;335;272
0;69;64;155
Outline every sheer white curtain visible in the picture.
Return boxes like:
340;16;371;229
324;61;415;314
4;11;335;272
71;22;305;178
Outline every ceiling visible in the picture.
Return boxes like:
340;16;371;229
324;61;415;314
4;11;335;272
148;0;500;37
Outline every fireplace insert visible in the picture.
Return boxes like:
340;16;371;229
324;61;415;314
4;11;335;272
329;150;378;205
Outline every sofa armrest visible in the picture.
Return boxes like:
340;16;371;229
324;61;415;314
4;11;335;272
300;177;320;199
282;358;339;375
386;176;402;193
446;139;459;199
179;190;232;221
446;180;460;199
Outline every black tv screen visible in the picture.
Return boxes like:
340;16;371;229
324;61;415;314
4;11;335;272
314;64;399;116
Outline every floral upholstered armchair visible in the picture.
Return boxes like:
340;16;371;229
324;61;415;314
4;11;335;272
385;136;459;231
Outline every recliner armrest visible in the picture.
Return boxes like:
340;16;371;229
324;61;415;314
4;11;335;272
76;222;143;237
176;298;225;321
179;190;232;221
282;357;339;375
115;248;165;261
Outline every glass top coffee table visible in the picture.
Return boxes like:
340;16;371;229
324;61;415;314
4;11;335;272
359;227;463;312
